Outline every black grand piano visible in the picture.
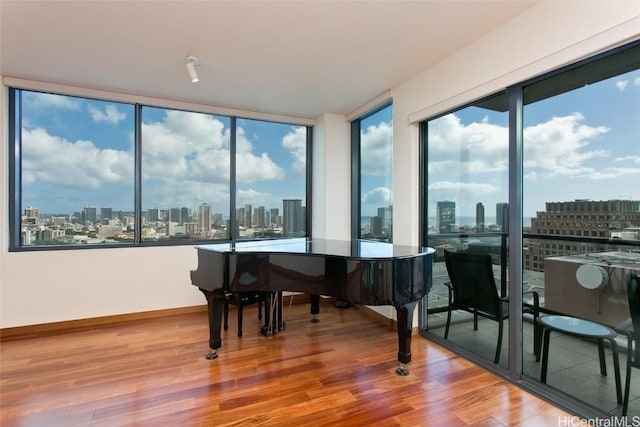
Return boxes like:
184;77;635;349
190;238;434;375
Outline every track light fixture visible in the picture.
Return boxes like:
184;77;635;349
185;55;200;83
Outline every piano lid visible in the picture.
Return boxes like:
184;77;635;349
195;238;434;260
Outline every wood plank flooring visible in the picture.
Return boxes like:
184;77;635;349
1;299;573;426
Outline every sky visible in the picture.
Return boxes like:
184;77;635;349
427;68;640;222
17;67;640;223
360;105;393;216
20;93;306;217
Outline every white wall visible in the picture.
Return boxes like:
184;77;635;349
2;1;639;328
312;113;351;240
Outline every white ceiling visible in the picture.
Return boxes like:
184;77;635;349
0;1;536;120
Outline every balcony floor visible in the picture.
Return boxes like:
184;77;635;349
427;314;640;417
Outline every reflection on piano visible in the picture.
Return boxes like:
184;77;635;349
190;238;434;375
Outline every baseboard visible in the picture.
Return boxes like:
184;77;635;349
0;296;417;342
0;305;208;342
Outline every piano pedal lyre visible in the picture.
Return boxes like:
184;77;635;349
310;315;319;323
206;348;218;360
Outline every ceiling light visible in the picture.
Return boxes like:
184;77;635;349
185;55;200;83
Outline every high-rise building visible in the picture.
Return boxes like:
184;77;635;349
378;206;392;228
83;207;97;225
198;203;211;232
244;204;252;228
168;208;181;224
100;207;112;221
436;201;456;233
270;208;279;227
148;208;160;222
476;202;485;232
213;213;223;227
370;215;383;237
283;199;304;236
496;203;508;231
181;207;190;223
524;199;640;271
256;206;266;227
236;207;245;226
23;206;39;226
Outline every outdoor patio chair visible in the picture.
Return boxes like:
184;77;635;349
444;250;540;364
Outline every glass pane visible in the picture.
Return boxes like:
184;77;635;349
18;91;135;246
521;49;640;416
235;119;307;239
360;104;392;241
141;107;231;241
424;92;510;367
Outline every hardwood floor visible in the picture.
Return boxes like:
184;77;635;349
1;299;573;426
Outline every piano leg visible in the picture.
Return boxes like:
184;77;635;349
200;288;226;360
310;294;320;323
395;301;418;376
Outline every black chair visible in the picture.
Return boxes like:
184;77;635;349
444;250;539;364
622;273;640;416
224;292;267;337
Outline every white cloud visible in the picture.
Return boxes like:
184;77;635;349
24;92;81;110
282;126;307;173
143;111;282;186
22;109;289;206
363;187;392;206
236;127;285;183
22;127;133;189
88;104;126;124
614;155;640;164
237;188;273;206
361;120;392;176
587;167;640;180
634;77;640;87
142;110;229;185
523;112;609;177
427;113;508;177
428;113;610;182
426;112;619;217
616;80;629;91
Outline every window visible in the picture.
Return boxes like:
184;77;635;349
141;107;231;242
352;103;393;241
11;91;135;247
235;118;309;239
421;91;510;366
9;88;311;249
